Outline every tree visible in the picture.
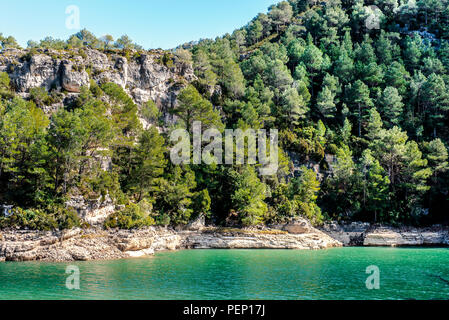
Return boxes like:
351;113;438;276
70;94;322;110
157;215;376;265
377;87;404;127
375;31;400;65
400;140;431;216
325;144;359;219
170;85;223;134
100;35;114;50
421;73;449;137
317;86;337;119
247;20;263;45
154;166;197;225
358;149;390;222
316;73;340;119
333;48;354;84
371;126;408;186
289;167;323;225
266;59;293;89
0;34;20;49
268;1;293;33
300;34;324;96
366;108;383;141
384;61;409;95
347;80;373;137
115;35;134;50
128;128;167;202
426;139;449;179
0;72;11;97
230;166;267;226
0;98;49;204
74;29;98;47
279;87;308;127
404;35;424;71
424;138;449;215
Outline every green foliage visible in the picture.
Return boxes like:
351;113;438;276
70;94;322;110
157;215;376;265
0;206;80;231
104;201;155;229
153;166;197;225
3;0;449;229
230;166;267;226
170;85;224;133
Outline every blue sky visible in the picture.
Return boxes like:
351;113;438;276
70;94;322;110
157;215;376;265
0;0;279;49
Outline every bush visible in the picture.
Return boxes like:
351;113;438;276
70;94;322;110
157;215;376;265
0;207;80;231
29;87;62;107
104;202;155;229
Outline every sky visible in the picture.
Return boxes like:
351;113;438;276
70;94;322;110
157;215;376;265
0;0;280;50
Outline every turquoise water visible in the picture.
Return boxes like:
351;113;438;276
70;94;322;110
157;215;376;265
0;248;448;300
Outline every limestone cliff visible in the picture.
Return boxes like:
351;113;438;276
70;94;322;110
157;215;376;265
0;226;342;262
320;222;449;247
0;47;195;120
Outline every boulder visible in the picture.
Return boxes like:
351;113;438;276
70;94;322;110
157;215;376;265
61;61;89;93
282;218;313;234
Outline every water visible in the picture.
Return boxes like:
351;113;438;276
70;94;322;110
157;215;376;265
0;247;448;300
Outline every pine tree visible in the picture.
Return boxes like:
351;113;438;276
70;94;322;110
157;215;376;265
377;86;404;127
230;166;267;226
347;80;373;137
128;127;167;202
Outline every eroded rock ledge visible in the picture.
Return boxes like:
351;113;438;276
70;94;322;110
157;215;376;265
0;225;342;262
320;222;449;247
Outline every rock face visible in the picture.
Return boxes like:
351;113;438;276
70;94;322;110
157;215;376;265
0;226;342;262
363;226;449;247
61;61;89;93
0;48;195;117
320;222;371;246
320;222;449;247
65;195;116;226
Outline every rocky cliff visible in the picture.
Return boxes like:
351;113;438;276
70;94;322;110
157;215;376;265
0;47;195;120
0;224;342;262
320;222;449;247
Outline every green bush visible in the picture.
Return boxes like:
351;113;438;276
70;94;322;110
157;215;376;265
104;202;155;229
29;87;62;107
0;207;80;231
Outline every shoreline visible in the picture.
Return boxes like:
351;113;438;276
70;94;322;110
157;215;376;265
1;222;448;263
0;224;342;262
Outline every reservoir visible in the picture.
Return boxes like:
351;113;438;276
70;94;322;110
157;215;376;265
0;248;448;300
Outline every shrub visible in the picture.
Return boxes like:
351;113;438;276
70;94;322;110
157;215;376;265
29;87;61;106
0;206;81;231
104;201;155;229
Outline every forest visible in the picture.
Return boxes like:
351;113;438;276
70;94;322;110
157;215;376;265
0;0;448;230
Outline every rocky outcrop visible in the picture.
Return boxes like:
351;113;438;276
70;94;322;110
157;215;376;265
320;222;371;246
0;47;195;117
270;217;314;234
363;226;449;247
184;229;340;250
60;61;89;93
320;222;449;247
65;195;116;225
0;226;342;262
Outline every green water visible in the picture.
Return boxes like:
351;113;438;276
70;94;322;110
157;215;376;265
0;248;448;300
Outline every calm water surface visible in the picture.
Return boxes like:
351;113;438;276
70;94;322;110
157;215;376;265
0;248;448;300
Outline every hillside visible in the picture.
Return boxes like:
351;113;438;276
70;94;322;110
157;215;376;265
0;0;448;231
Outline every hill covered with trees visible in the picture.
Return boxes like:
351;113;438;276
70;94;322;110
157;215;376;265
1;0;449;230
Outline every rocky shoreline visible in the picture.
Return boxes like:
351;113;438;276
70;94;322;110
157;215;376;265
320;222;449;247
1;221;448;263
0;222;341;262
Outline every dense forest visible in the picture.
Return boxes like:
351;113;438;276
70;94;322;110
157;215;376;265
1;0;449;230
